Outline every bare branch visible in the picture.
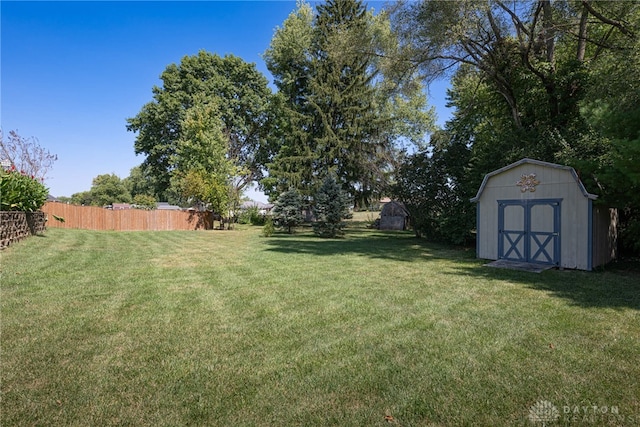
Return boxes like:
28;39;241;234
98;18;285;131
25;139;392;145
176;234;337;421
0;129;57;180
495;0;530;38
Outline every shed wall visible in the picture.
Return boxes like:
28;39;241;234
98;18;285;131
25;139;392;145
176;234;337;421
592;206;618;268
476;163;591;270
379;216;406;230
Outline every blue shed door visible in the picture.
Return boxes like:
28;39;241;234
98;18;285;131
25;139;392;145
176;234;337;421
498;200;561;266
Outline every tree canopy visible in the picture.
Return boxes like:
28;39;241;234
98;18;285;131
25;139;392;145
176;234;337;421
262;0;434;207
126;51;275;209
389;0;640;253
117;0;639;254
72;174;131;207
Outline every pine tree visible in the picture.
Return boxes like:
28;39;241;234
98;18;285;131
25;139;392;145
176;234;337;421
312;175;351;238
262;4;318;200
263;0;433;204
271;188;304;234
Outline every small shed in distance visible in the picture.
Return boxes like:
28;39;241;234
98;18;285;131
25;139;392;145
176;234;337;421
379;201;409;231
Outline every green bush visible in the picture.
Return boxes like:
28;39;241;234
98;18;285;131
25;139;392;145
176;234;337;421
237;206;266;226
0;167;48;212
262;216;275;237
132;194;157;210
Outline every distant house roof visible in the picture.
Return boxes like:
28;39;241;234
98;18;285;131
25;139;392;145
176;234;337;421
156;202;182;210
47;194;59;202
240;200;274;210
112;203;131;210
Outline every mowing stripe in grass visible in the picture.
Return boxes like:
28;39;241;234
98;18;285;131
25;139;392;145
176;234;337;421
1;226;638;426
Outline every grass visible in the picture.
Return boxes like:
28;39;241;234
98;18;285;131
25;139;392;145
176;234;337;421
1;221;639;426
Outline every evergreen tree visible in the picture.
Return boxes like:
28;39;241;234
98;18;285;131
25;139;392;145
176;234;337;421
312;175;351;238
263;0;433;204
271;188;304;233
262;4;318;200
310;0;380;199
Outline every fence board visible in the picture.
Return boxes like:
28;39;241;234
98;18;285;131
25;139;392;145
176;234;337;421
42;202;213;231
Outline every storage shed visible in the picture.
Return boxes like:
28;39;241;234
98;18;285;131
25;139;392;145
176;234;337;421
379;201;409;230
471;158;617;270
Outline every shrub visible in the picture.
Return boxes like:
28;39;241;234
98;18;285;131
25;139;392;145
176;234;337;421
0;167;48;212
132;194;157;210
262;216;275;237
238;206;266;226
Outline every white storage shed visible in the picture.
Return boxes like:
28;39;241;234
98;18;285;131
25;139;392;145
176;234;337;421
471;158;617;270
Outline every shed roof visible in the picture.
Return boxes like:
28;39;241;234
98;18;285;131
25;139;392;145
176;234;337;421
470;158;597;202
380;200;409;217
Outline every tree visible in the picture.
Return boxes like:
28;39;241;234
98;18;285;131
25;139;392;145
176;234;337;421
132;194;157;210
69;191;93;206
391;1;637;132
393;130;473;244
388;0;639;177
172;169;232;227
77;174;131;207
127;51;275;203
123;165;158;201
577;7;640;254
0;129;57;181
389;0;640;252
262;2;318;201
271;188;304;233
309;0;384;203
263;0;434;204
312;175;351;238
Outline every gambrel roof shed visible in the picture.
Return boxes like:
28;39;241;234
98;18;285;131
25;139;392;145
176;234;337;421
379;200;409;230
471;158;617;271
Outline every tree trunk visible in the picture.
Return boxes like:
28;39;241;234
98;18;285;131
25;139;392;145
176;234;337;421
542;0;555;68
576;4;589;62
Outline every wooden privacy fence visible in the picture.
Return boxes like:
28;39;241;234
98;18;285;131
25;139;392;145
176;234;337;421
42;202;213;231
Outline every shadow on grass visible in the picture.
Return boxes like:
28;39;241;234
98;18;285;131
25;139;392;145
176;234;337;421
445;260;640;311
266;225;639;310
263;226;476;263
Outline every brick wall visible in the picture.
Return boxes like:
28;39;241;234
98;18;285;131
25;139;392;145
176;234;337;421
0;211;47;249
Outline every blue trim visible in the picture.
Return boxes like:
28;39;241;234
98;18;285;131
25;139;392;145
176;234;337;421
497;199;562;266
498;202;503;258
498;201;527;262
587;199;593;271
555;201;561;267
476;203;480;257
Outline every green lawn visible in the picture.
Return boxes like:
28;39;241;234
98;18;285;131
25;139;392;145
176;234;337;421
1;223;638;426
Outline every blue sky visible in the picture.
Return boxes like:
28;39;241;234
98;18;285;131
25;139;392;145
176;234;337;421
2;1;451;201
